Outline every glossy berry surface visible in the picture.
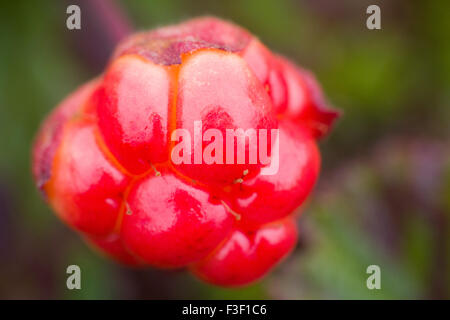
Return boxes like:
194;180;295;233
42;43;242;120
32;17;339;286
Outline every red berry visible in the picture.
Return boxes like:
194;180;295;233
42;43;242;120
222;121;320;229
85;234;143;266
32;17;338;286
121;172;233;268
191;218;298;286
175;49;277;186
95;56;171;174
46;119;130;236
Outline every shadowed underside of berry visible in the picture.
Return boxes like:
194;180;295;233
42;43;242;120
32;16;339;287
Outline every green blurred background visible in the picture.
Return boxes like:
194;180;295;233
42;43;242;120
0;0;449;299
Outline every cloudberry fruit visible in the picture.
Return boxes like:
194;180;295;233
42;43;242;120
32;17;339;286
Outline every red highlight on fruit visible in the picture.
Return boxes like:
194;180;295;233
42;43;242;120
32;17;339;286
